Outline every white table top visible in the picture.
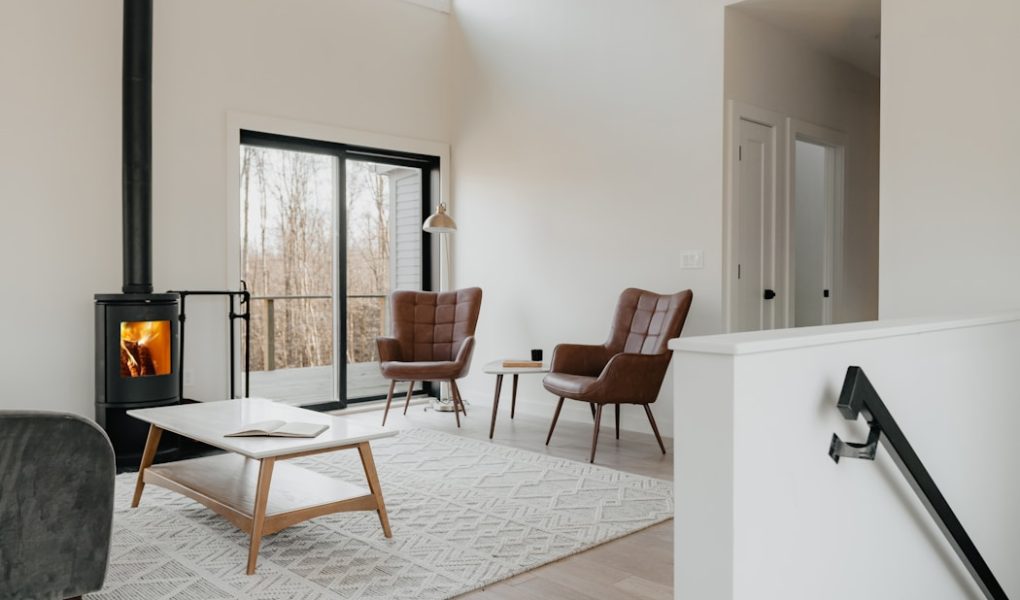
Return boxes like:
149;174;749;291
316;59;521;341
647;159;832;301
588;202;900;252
128;398;397;459
482;359;550;375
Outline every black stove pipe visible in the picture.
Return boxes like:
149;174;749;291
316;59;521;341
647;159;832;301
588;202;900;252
122;0;153;294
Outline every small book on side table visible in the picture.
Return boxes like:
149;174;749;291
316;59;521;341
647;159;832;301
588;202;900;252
501;360;543;368
225;420;328;438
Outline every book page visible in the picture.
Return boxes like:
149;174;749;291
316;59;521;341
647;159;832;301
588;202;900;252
225;420;286;436
273;422;329;438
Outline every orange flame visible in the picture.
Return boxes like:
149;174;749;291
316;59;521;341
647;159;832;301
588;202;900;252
120;321;171;377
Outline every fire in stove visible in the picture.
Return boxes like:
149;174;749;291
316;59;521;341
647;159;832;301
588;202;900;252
120;320;171;377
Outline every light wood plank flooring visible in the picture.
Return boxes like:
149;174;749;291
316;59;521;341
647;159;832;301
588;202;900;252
338;402;674;599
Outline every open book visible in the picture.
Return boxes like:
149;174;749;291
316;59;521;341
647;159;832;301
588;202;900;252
225;420;329;438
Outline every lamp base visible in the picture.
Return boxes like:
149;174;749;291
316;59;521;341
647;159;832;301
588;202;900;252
430;397;457;412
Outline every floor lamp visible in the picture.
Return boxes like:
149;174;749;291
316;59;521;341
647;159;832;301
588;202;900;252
423;202;457;411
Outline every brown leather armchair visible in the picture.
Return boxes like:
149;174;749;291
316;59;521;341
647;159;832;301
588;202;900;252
376;287;482;426
543;288;693;463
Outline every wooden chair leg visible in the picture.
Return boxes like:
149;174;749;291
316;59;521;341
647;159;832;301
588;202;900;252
590;402;597;420
644;405;666;454
615;404;621;440
452;379;467;416
449;380;462;428
381;380;397;426
590;404;604;463
546;397;565;445
402;381;416;415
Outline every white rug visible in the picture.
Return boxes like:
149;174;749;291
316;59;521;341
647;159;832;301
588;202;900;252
87;428;674;600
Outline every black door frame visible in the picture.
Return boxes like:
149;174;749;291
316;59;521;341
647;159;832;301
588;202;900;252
240;129;438;409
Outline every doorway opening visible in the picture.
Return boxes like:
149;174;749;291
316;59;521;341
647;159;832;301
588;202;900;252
238;130;438;409
723;0;880;332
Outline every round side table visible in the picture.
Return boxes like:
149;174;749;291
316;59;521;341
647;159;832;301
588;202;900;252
482;360;550;439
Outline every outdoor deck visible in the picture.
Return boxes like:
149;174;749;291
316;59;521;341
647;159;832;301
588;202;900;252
248;362;405;406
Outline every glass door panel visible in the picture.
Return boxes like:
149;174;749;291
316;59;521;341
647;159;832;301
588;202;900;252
240;144;338;407
345;159;425;401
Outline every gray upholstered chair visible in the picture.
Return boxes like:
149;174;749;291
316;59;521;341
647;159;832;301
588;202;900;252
0;412;116;600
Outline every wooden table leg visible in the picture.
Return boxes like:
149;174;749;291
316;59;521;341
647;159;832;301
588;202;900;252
489;374;503;439
358;442;392;538
511;374;518;419
131;424;163;508
247;457;276;575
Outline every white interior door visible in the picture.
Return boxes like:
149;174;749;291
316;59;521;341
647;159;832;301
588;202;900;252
793;140;834;327
733;118;777;332
787;118;846;329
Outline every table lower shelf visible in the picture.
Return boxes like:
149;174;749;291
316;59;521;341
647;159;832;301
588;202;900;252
144;453;377;536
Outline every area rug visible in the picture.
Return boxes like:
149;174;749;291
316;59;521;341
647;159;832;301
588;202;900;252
87;428;673;600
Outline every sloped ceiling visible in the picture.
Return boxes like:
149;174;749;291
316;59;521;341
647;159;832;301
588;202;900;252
734;0;881;76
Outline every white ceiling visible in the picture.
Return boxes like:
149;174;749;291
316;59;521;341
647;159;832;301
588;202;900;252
733;0;881;76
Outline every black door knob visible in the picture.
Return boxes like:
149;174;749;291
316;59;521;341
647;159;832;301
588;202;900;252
763;289;776;300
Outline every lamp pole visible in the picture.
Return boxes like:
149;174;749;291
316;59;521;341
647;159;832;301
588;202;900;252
423;202;457;411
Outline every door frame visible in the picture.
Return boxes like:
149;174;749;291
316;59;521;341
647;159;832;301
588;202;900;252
225;112;449;407
785;118;846;326
723;100;787;333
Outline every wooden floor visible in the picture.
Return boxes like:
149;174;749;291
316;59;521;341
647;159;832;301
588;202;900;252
338;403;674;600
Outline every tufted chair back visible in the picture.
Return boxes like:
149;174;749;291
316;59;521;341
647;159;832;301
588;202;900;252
390;288;482;362
605;288;693;356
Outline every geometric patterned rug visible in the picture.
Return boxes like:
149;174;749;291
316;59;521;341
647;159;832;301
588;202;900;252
86;428;674;600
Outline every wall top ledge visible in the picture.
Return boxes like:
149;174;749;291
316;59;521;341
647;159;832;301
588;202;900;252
669;311;1020;356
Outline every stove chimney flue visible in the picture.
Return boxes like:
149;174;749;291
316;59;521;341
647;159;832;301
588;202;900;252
122;0;153;294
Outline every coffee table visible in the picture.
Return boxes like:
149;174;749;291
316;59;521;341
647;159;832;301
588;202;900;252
128;398;397;574
482;360;550;439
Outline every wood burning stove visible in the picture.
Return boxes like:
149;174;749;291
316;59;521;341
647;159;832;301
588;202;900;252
95;0;180;466
95;294;179;465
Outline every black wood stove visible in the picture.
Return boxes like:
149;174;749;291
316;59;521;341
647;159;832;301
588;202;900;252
95;0;179;466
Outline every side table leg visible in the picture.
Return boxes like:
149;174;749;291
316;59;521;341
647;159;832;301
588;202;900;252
131;424;163;508
489;374;503;439
511;374;519;419
247;457;276;575
358;442;392;538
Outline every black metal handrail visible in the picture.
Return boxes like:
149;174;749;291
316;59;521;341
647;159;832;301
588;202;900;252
830;367;1008;600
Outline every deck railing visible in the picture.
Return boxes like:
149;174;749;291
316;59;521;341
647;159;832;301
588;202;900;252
250;294;388;371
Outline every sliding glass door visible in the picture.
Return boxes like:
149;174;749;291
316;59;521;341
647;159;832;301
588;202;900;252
239;131;435;408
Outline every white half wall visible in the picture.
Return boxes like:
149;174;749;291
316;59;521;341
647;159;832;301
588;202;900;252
672;315;1020;599
880;0;1020;318
725;8;880;325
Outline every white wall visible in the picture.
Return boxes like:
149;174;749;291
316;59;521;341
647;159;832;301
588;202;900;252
0;0;451;415
725;8;880;325
449;0;719;436
672;315;1020;599
880;0;1020;318
0;0;122;414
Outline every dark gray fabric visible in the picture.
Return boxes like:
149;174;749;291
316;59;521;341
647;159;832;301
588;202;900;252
0;412;115;600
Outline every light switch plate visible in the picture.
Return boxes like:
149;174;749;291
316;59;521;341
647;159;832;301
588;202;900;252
678;250;704;269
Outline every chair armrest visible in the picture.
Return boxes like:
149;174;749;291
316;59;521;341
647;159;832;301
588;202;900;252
452;336;476;378
550;343;613;377
595;352;671;403
376;336;402;363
